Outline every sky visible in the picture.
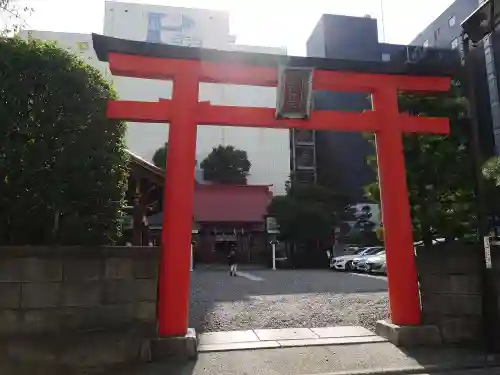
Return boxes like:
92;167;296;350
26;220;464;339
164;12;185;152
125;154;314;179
15;0;456;56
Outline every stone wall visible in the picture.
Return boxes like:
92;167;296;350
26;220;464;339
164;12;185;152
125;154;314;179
0;246;159;336
416;243;484;344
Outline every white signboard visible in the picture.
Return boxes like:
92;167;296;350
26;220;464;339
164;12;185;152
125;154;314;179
484;236;492;269
266;217;280;234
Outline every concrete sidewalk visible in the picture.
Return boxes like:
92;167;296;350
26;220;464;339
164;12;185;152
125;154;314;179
107;342;499;375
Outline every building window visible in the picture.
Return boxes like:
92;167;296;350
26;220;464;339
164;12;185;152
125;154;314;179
295;146;315;168
294;170;316;184
451;38;459;49
448;15;456;27
423;40;429;48
382;53;391;62
77;42;89;50
434;28;440;41
294;129;314;143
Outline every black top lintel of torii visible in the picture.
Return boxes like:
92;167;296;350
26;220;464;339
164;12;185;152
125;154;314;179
92;33;461;78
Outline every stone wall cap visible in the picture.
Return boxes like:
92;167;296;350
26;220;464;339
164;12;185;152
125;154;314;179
0;246;160;259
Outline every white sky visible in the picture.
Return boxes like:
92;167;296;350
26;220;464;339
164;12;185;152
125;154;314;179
17;0;455;55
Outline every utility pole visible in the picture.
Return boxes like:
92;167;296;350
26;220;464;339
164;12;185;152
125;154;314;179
380;0;386;42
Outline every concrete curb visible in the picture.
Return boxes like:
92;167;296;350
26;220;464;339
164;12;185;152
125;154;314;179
303;357;500;375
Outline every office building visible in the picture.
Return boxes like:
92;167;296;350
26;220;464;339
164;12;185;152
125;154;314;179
20;2;290;195
305;12;460;230
411;0;497;156
411;0;478;50
306;15;409;204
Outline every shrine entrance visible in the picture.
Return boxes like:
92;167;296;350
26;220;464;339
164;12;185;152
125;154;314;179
93;33;455;337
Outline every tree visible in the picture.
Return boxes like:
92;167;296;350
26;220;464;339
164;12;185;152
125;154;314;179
267;182;347;248
481;156;500;232
0;38;128;245
201;145;251;184
152;142;168;170
344;204;379;246
364;82;477;247
1;0;32;35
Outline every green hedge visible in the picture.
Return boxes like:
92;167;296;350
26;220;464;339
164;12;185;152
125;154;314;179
0;37;128;245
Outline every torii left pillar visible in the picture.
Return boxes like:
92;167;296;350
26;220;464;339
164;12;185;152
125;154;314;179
160;71;200;336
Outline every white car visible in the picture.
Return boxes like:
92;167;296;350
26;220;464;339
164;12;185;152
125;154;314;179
357;252;386;273
330;247;383;271
350;247;384;271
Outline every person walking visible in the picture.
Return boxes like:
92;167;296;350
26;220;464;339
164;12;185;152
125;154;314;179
228;245;238;276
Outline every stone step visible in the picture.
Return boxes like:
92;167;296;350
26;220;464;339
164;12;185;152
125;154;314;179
197;326;386;352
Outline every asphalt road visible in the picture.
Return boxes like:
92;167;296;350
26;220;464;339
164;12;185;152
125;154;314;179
189;269;389;333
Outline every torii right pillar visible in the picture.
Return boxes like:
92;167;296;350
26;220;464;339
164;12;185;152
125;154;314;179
373;87;421;325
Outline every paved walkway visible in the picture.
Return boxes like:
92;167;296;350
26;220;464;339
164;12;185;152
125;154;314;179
116;341;498;375
198;326;386;352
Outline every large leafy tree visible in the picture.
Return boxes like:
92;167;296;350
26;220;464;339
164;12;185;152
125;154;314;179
152;142;168;170
201;145;251;184
0;38;128;245
267;182;347;248
364;83;477;247
481;156;500;230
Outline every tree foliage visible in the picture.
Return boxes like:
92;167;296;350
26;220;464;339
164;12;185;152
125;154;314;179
481;156;500;229
483;157;500;186
0;37;128;245
201;145;251;184
267;182;347;247
364;83;477;247
344;204;380;246
152;142;168;170
1;0;32;35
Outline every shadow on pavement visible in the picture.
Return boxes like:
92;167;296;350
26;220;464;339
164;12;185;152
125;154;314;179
91;343;494;375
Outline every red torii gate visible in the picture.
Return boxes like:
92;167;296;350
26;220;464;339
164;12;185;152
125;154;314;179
93;34;453;337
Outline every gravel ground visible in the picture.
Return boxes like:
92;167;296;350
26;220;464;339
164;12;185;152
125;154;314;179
189;269;389;333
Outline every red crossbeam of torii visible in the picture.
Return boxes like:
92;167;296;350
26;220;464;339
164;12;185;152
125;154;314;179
106;51;450;337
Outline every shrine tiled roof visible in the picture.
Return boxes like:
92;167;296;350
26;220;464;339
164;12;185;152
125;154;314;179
147;184;272;226
193;184;272;223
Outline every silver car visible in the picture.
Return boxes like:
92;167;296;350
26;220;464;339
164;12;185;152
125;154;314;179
362;252;387;274
330;248;370;271
351;247;384;271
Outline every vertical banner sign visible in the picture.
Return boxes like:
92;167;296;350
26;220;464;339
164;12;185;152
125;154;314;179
276;67;313;119
484;235;492;269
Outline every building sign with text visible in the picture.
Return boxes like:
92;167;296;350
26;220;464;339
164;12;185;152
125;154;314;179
276;67;313;119
147;12;203;47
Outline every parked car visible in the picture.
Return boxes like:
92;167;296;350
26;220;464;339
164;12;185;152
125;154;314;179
330;246;383;271
365;252;387;274
370;258;387;275
356;251;386;273
350;247;384;271
344;245;363;253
